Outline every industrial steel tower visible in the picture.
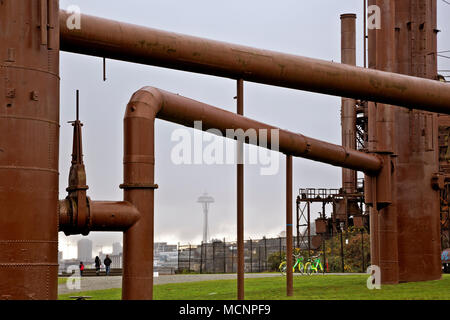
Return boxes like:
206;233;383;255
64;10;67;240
197;193;214;243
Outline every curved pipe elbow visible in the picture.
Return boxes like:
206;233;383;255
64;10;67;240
125;86;164;121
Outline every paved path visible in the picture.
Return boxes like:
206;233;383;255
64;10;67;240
58;273;365;295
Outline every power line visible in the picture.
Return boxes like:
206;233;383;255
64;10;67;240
442;0;450;6
438;54;450;60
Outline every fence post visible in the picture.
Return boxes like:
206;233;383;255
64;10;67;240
279;237;282;266
188;244;191;272
249;239;253;273
200;241;203;274
361;229;365;272
231;245;234;273
264;237;267;271
322;236;326;275
177;242;180;272
223;238;226;273
258;246;262;272
340;230;344;273
213;241;216;273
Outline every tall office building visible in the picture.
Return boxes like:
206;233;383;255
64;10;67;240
112;242;123;255
77;239;93;263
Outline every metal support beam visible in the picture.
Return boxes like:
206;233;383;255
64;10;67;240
236;79;245;300
286;155;293;296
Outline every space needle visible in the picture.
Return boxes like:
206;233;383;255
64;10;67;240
197;192;214;243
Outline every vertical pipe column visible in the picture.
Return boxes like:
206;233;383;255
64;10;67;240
236;79;245;300
0;0;60;299
340;14;358;194
366;0;399;283
375;0;399;284
394;0;441;282
121;96;159;300
286;155;293;296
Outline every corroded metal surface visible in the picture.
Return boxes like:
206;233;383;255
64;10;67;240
121;86;384;299
367;0;442;283
59;10;450;114
393;0;441;283
0;0;60;300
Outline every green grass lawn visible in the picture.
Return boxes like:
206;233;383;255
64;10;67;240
58;274;450;300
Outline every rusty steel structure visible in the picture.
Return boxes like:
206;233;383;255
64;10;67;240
0;1;448;299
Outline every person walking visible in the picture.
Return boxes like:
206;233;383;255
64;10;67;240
95;256;101;276
104;255;112;276
79;261;85;277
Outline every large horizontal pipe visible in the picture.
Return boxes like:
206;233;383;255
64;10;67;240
59;199;140;234
128;87;382;173
60;11;450;114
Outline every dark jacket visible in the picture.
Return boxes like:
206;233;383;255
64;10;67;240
104;257;112;266
95;257;101;268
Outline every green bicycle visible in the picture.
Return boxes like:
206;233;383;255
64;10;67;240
279;253;305;275
304;255;324;275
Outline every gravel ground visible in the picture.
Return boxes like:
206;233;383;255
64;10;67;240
58;272;365;295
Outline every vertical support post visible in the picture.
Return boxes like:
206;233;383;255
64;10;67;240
322;237;326;275
103;57;107;81
340;229;345;272
122;93;159;300
236;79;245;300
307;201;311;257
296;197;300;249
286;155;293;296
364;0;367;68
361;229;365;272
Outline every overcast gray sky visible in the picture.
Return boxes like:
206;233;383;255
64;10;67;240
57;0;450;258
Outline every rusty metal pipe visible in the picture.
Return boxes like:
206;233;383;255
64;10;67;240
59;199;140;233
341;13;358;194
150;89;382;173
59;10;450;114
121;86;381;299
